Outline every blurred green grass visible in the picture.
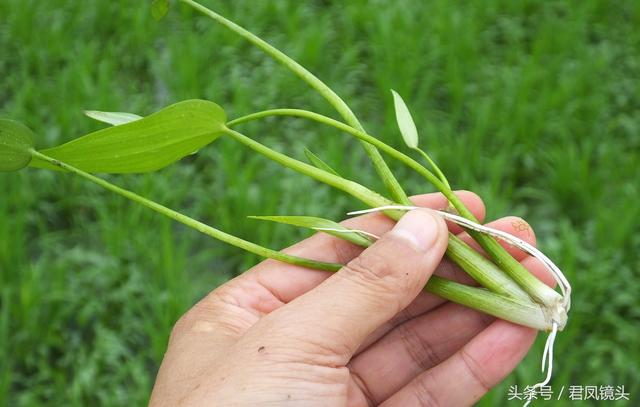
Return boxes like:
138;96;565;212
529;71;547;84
1;0;638;405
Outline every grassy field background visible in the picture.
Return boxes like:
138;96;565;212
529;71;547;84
1;0;638;405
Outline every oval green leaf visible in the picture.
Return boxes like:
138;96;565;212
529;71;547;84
391;89;419;149
84;110;142;126
0;119;35;172
249;215;374;247
30;100;227;174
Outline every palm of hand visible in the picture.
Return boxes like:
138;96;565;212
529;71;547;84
150;192;551;406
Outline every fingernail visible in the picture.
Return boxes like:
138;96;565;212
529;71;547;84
390;209;441;250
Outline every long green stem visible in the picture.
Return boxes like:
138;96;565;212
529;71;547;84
446;233;528;299
228;109;562;306
30;150;550;329
248;213;549;329
29;149;339;272
228;109;445;189
257;213;527;300
414;147;451;190
179;0;411;205
222;127;402;214
445;193;562;306
177;0;563;308
223;126;531;300
425;278;548;330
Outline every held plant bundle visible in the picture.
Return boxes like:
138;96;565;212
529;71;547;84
1;0;571;399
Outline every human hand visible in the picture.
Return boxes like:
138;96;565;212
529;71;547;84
150;191;551;406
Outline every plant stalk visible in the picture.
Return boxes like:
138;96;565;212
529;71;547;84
444;192;562;307
228;110;446;189
178;0;562;311
223;126;543;303
222;127;401;213
228;110;562;306
446;233;528;299
30;149;551;330
180;0;411;205
29;149;339;272
425;278;549;331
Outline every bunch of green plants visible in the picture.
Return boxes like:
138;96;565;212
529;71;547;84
1;0;568;347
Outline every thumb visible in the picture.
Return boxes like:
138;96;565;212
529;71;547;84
271;208;448;358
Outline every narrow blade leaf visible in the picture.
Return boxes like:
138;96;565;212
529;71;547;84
30;99;227;173
249;215;374;247
84;110;143;126
391;89;419;149
151;0;170;20
0;119;35;172
303;147;341;177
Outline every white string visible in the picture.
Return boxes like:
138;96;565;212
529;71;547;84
523;321;558;407
348;205;571;311
312;227;380;241
348;205;569;407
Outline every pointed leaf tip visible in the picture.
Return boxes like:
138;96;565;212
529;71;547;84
391;89;419;149
249;215;374;247
303;147;341;177
30;99;227;174
84;110;143;126
151;0;170;20
0;119;35;172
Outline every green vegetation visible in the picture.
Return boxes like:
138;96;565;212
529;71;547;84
0;0;638;405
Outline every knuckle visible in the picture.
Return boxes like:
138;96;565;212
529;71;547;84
339;235;428;313
459;349;491;393
330;236;363;264
295;331;353;365
350;369;378;406
387;305;414;328
345;249;396;282
398;322;441;370
168;301;217;341
169;312;191;342
412;371;443;407
256;314;352;366
168;289;240;342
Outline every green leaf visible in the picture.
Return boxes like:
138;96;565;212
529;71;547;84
391;90;451;189
151;0;170;20
391;89;419;149
0;119;35;172
249;215;374;247
303;147;341;176
30;99;227;173
84;110;142;126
